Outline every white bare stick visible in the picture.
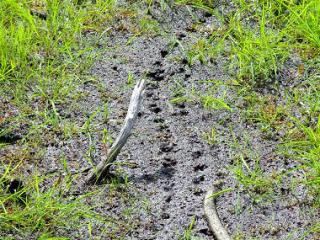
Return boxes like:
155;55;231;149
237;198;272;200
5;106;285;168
85;80;145;184
204;182;231;240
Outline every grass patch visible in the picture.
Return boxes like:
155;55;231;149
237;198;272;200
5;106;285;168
0;1;142;238
180;0;320;85
281;116;320;205
0;0;116;137
0;167;109;238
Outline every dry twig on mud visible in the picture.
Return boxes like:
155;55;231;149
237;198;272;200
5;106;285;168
204;182;231;240
85;80;145;184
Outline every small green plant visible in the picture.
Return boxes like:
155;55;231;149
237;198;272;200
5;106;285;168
231;153;279;204
103;102;110;123
202;127;217;145
170;79;193;104
178;216;203;240
187;39;209;65
200;95;231;111
138;16;160;35
227;5;289;83
127;71;135;87
102;128;113;146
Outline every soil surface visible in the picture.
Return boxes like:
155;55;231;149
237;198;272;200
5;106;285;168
84;4;318;240
2;2;319;240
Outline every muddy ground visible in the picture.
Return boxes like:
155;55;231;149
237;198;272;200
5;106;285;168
83;5;318;239
2;2;319;240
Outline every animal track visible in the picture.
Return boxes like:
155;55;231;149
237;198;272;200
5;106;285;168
147;67;165;81
159;142;174;153
192;151;203;159
149;103;162;113
162;157;177;167
194;164;207;171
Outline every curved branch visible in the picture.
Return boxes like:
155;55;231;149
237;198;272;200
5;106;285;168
204;182;231;240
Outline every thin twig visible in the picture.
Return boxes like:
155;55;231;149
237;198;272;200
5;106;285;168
85;80;145;184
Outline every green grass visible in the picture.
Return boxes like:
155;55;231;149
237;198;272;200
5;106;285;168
281;116;320;205
0;0;143;238
0;165;105;238
0;0;115;131
180;0;320;84
170;78;232;112
0;161;140;239
178;216;204;240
